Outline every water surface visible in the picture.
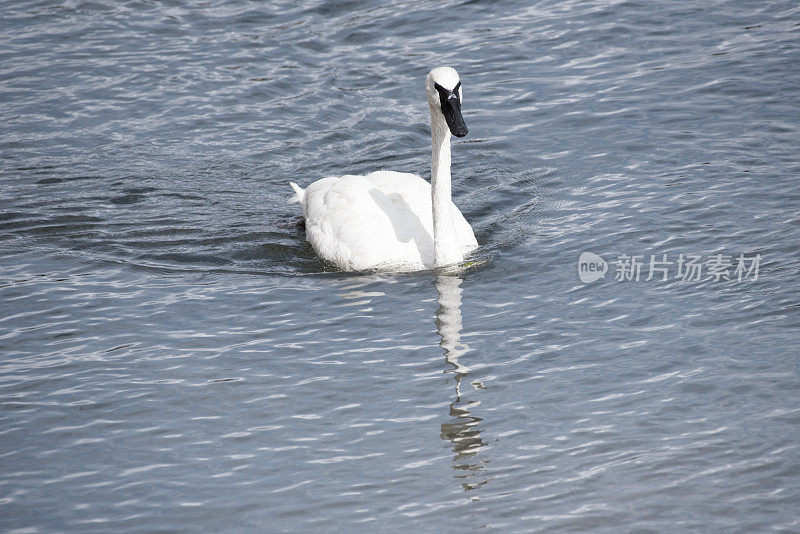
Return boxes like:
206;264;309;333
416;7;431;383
1;0;799;531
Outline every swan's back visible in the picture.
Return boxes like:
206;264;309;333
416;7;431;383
298;171;474;271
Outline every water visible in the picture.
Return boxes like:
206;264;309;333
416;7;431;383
2;0;799;531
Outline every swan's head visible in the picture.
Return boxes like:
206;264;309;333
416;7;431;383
426;67;468;138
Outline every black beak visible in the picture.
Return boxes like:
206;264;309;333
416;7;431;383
434;81;468;138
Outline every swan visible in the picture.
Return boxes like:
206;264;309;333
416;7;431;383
288;66;478;271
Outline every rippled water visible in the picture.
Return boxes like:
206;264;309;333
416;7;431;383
2;0;799;531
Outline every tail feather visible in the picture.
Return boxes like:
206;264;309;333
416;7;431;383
288;182;305;204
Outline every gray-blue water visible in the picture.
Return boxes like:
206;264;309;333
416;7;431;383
2;0;799;531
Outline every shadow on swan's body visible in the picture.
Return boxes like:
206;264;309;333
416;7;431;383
288;67;478;272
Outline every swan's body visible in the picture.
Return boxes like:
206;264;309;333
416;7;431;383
289;67;477;271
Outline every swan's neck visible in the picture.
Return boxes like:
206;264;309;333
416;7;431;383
431;113;460;268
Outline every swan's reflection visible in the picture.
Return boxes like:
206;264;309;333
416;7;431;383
435;273;489;492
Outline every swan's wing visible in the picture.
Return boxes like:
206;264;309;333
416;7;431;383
368;170;477;254
301;173;433;270
364;170;433;228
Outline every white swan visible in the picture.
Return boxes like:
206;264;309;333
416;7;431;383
288;67;478;271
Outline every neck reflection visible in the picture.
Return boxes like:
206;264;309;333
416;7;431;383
435;273;489;492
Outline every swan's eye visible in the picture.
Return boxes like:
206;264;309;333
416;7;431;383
434;81;461;104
